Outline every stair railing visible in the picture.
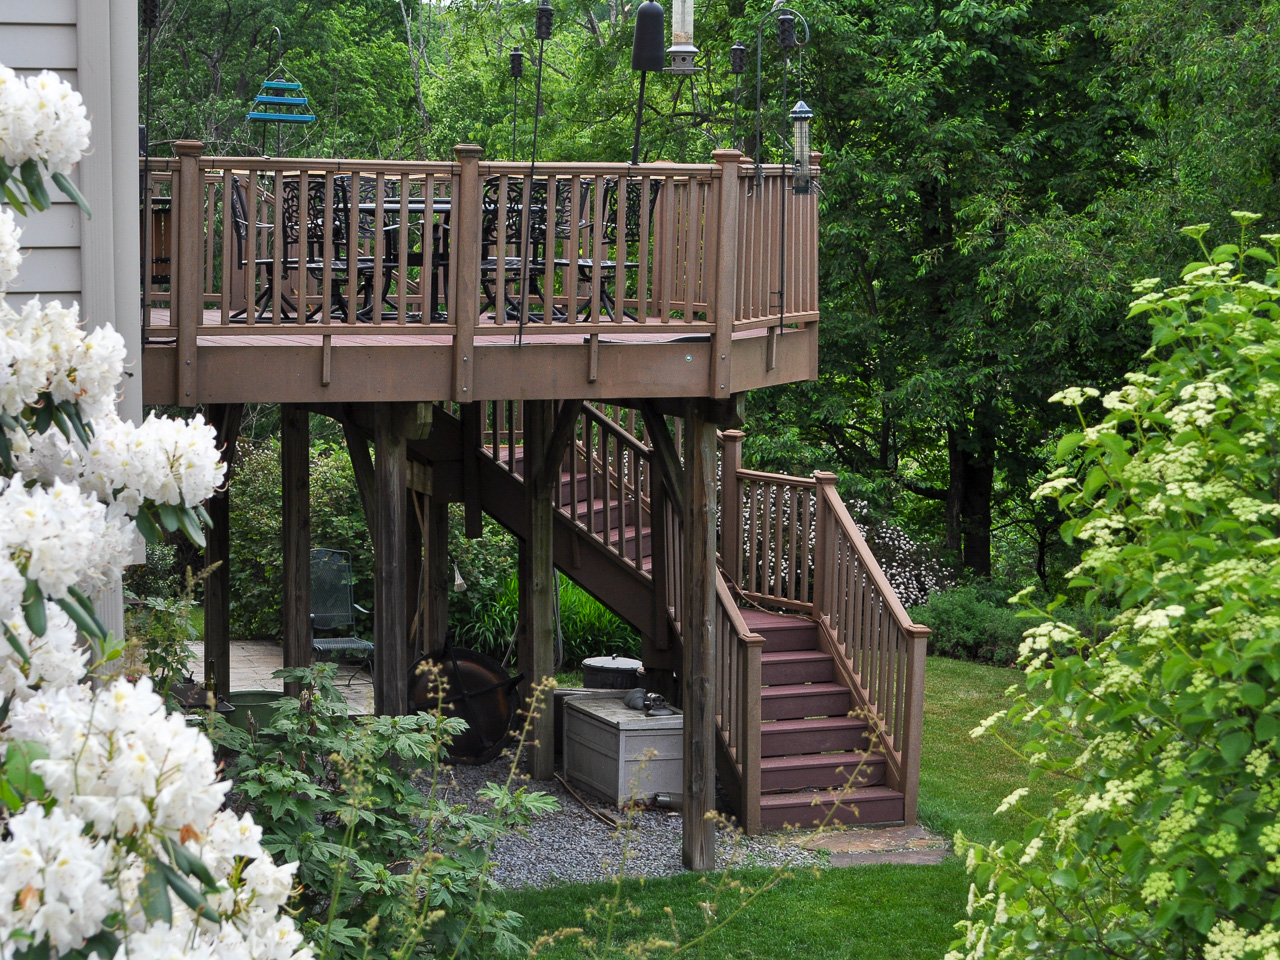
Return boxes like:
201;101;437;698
719;431;930;824
714;571;763;835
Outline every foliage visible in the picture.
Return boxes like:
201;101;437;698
229;430;373;641
453;574;639;667
209;664;559;960
911;587;1029;667
956;226;1280;960
122;539;182;599
448;505;519;636
126;566;211;693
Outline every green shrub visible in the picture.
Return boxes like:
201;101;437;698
910;586;1028;665
228;436;372;641
207;664;558;960
956;224;1280;960
453;575;640;667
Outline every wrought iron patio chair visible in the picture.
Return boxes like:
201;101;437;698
310;547;374;684
228;175;296;320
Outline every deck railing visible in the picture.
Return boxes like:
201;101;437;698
144;144;818;402
719;430;930;823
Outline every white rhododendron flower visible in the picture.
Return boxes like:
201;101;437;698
0;61;307;960
0;205;21;290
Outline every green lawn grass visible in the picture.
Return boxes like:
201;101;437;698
495;655;1052;959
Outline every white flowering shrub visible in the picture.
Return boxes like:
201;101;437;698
0;65;310;960
953;216;1280;960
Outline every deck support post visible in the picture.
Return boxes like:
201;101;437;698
203;403;243;699
173;140;202;407
374;402;409;716
681;402;717;871
281;404;311;699
520;399;557;779
720;429;745;584
406;491;425;663
425;497;450;655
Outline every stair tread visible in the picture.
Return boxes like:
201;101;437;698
760;751;879;770
761;650;832;663
758;784;902;807
761;682;849;698
762;716;867;732
741;608;816;631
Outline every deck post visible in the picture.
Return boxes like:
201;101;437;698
406;491;425;662
203;403;243;699
173;140;203;407
681;402;717;870
711;150;742;399
425;497;450;655
520;399;556;779
452;145;483;403
374;402;409;716
281;404;311;699
900;624;930;824
720;429;745;584
811;471;838;620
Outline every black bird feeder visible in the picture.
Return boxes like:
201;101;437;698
631;0;666;164
510;47;524;159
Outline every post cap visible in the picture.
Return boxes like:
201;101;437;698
173;140;204;156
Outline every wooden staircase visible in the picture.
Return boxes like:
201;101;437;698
411;401;928;833
746;608;905;829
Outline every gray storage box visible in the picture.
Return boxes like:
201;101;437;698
563;696;683;806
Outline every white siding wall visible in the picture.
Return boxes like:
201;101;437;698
1;0;142;622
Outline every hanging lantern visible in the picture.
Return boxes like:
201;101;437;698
535;0;554;40
510;47;525;78
777;12;797;49
790;100;813;194
632;1;666;72
729;42;747;75
141;0;159;29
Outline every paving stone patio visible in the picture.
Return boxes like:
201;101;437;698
229;638;374;714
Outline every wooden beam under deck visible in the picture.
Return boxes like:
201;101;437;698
140;321;817;405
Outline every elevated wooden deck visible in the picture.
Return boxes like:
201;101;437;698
141;309;816;404
143;145;819;406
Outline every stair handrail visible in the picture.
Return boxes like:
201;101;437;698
811;472;930;824
714;570;763;836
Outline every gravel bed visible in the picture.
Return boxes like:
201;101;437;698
415;752;825;890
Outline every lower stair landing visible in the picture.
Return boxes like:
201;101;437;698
740;607;906;830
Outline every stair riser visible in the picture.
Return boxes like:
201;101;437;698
564;501;644;536
760;724;871;757
761;691;851;721
759;793;905;830
759;629;821;653
762;659;834;686
761;760;884;793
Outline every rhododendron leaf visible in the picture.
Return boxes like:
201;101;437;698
177;506;206;548
81;931;119;960
157;502;181;532
0;431;12;473
3;741;47;808
22;580;46;637
140;859;172;924
57;401;91;446
66;585;108;638
32;400;53;435
18;159;48;211
3;622;29;665
54;596;103;641
194;503;213;529
51;171;90;218
12;936;49;960
135;506;161;544
162;836;217;889
158;862;220;922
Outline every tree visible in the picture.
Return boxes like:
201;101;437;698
744;0;1151;579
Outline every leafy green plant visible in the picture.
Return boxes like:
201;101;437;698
208;663;559;960
957;221;1280;960
125;565;211;694
229;434;373;641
